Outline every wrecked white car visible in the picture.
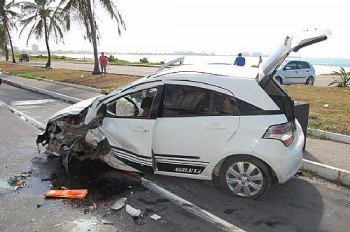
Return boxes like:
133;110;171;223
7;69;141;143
37;29;330;199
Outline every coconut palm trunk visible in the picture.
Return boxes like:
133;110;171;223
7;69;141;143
43;18;51;68
86;0;100;75
5;25;15;63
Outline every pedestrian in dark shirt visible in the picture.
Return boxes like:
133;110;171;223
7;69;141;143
234;53;245;66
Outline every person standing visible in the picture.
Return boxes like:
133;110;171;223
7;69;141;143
99;52;109;76
234;53;245;66
258;56;263;67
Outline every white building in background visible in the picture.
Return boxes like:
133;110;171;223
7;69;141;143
13;46;19;52
32;44;39;53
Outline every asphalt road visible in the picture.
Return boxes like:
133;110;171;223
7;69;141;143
1;81;350;231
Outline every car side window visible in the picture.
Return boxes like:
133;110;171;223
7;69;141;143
297;61;310;69
106;87;158;118
163;84;238;117
285;61;298;70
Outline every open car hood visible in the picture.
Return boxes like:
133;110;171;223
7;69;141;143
48;96;99;122
261;28;331;77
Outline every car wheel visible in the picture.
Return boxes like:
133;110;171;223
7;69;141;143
212;173;221;189
219;155;272;199
275;76;283;84
306;77;315;86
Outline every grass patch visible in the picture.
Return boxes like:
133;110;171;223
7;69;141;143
285;85;350;135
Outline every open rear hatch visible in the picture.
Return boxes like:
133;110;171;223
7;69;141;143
258;28;330;121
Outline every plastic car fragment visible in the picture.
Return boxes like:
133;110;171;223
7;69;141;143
44;189;88;199
110;197;127;211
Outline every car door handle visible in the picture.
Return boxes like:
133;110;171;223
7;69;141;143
132;127;149;133
206;123;226;129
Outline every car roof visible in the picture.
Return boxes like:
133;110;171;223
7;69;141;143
149;64;260;80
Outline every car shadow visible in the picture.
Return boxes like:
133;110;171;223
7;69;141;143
145;174;325;232
27;154;144;206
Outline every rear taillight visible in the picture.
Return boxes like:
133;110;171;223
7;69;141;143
263;122;294;147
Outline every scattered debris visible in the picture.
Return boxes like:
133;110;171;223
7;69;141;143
125;204;147;225
125;204;141;217
0;173;31;190
110;198;127;211
101;219;115;225
45;189;88;199
84;202;97;214
150;214;161;220
134;211;147;225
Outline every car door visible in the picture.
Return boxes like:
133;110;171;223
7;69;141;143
152;81;240;177
100;83;162;172
296;61;312;84
282;61;299;84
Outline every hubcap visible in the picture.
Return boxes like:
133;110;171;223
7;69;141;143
307;78;314;86
226;161;263;197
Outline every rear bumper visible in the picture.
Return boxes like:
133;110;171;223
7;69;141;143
252;120;304;184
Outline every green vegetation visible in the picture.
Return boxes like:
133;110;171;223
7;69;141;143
19;0;67;68
328;67;350;87
0;0;21;63
1;0;125;74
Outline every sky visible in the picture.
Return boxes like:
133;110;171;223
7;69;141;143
12;0;350;58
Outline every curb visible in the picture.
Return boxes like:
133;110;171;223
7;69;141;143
302;160;350;186
308;128;350;144
2;76;350;188
2;78;81;104
33;77;102;93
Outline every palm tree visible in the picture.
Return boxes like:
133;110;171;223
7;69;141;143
0;0;20;63
60;0;126;74
0;22;9;60
19;0;66;68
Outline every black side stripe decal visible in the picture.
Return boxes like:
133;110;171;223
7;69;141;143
155;154;200;159
111;146;151;160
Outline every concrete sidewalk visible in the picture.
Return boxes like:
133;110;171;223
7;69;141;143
2;74;350;187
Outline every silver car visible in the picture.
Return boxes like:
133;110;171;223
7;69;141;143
273;60;316;85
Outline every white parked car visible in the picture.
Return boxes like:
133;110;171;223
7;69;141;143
37;29;330;199
273;60;316;85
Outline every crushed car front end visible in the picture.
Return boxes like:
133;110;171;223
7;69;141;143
36;97;110;171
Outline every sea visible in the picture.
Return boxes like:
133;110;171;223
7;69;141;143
52;53;350;75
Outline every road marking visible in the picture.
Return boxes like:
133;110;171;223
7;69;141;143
142;178;245;232
11;99;57;106
0;100;45;130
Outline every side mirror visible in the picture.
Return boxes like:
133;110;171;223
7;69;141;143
284;66;291;70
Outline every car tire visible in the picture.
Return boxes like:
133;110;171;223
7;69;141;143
306;76;315;86
219;155;272;199
275;76;283;84
212;173;222;189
